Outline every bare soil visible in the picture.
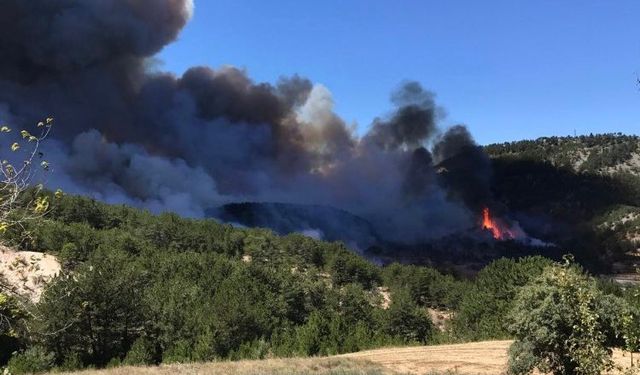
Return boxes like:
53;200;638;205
0;245;60;302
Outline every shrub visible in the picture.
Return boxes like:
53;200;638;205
162;339;192;364
123;337;156;365
58;352;83;372
106;357;122;368
228;338;270;360
7;346;54;375
507;259;626;375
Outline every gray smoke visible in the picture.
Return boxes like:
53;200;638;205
0;0;495;243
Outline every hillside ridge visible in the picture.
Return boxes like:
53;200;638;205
486;133;640;176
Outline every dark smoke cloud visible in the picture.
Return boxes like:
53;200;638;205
0;0;495;244
363;83;441;151
0;0;192;77
434;125;494;213
46;130;221;217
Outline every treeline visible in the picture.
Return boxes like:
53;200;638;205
485;133;640;173
1;194;638;373
487;133;640;203
486;134;640;201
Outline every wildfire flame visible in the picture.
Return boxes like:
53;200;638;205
481;207;523;240
482;207;502;239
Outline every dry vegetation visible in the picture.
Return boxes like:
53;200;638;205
341;340;512;375
50;341;640;375
55;357;393;375
345;341;639;375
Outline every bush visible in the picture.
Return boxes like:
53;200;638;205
106;357;122;368
507;340;542;375
228;338;270;360
7;346;54;374
507;259;626;375
162;339;192;364
58;352;83;372
123;337;156;365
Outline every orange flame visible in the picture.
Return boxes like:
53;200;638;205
482;207;526;240
482;207;503;239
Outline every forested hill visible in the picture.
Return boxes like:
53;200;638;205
485;133;640;270
485;133;640;176
1;193;545;371
1;135;640;372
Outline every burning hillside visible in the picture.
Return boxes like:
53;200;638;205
0;0;552;250
481;207;525;241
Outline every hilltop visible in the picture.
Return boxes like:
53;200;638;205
486;133;640;176
485;134;640;272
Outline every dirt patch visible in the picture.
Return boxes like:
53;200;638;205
427;308;453;331
376;286;391;309
0;245;60;302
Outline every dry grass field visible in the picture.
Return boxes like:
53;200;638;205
343;340;638;375
55;357;391;375
341;340;512;374
54;340;639;375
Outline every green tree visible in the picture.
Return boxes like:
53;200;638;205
507;259;626;375
622;285;640;367
384;289;433;344
0;292;27;364
452;256;552;340
36;247;148;366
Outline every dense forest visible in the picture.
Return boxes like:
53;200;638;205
486;133;640;175
0;192;637;374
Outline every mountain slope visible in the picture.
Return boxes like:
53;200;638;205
485;134;640;270
486;133;640;176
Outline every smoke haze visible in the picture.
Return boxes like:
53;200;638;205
0;0;494;244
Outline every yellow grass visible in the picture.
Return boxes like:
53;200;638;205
342;340;512;374
54;340;640;375
343;340;639;375
55;357;395;375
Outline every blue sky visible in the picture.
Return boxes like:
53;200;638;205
159;0;640;145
